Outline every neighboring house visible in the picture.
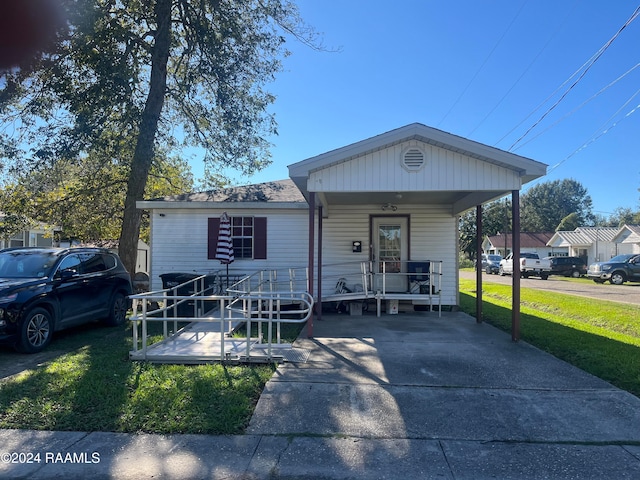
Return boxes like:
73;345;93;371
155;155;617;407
138;123;547;309
611;225;640;255
546;226;635;265
0;223;58;249
482;232;560;258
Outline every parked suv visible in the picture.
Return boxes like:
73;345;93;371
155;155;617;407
0;247;132;353
546;256;587;278
480;253;502;274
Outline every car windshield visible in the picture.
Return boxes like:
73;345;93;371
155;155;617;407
0;251;59;278
606;254;636;263
488;255;502;261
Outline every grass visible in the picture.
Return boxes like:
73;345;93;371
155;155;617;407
2;282;639;434
458;278;640;397
0;319;304;434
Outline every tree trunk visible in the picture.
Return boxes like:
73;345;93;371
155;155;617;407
118;0;171;275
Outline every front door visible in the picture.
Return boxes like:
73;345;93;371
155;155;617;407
371;216;408;292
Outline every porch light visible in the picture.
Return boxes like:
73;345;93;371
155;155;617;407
381;203;397;211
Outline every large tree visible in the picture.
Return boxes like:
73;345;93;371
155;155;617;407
520;179;594;232
0;0;316;273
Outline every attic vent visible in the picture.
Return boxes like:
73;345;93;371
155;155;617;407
401;147;425;172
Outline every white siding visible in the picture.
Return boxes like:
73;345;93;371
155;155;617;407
148;205;459;306
309;140;521;193
317;205;458;306
148;208;308;290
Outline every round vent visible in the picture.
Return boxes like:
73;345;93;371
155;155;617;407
401;147;425;172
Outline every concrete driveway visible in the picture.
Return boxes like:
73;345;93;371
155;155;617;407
247;312;640;479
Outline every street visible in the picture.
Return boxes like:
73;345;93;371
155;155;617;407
461;270;640;306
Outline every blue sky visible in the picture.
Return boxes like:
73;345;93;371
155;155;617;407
196;1;640;217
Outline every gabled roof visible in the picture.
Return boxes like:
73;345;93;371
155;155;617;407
612;224;640;244
547;227;623;247
289;122;546;186
287;123;547;215
137;179;307;210
485;232;554;249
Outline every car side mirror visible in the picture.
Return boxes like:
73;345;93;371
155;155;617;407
58;269;78;280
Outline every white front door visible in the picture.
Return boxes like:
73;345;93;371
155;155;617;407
372;216;408;292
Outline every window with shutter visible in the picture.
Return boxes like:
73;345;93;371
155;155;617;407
208;216;267;260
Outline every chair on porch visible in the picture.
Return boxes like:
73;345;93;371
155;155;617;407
408;261;431;294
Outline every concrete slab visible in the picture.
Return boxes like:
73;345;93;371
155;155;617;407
3;310;640;479
264;437;453;479
441;441;640;480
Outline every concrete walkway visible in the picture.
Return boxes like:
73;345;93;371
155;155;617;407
2;312;640;479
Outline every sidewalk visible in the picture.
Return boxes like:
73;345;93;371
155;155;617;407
2;312;640;479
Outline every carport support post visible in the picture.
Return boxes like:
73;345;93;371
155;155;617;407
317;205;323;323
512;189;521;342
307;192;315;338
476;204;483;323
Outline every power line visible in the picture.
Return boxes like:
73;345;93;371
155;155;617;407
436;0;529;128
468;0;579;138
511;62;640;151
549;88;640;173
507;5;640;151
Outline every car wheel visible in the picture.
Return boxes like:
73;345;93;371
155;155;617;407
104;292;128;326
541;274;549;280
570;270;580;278
16;307;53;354
521;272;529;279
485;266;492;274
610;272;626;285
499;266;505;276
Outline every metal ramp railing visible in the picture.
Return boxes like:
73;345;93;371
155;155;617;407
321;260;443;316
129;268;313;364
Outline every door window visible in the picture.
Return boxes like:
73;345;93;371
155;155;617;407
377;223;402;273
56;254;82;277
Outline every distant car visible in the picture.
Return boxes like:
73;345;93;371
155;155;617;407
546;256;587;278
0;247;132;353
499;252;551;279
481;254;502;274
587;254;640;285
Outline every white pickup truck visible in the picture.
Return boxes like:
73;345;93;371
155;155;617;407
499;252;551;280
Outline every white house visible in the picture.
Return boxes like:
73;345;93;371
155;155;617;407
482;232;562;258
0;222;58;249
138;123;547;313
611;225;640;255
546;226;635;265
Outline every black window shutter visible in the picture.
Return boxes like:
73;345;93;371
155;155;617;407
207;218;220;259
254;217;267;259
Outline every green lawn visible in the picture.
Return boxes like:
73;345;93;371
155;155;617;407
0;321;303;434
458;278;640;397
1;283;639;434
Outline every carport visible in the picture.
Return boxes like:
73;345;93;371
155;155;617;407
288;123;548;340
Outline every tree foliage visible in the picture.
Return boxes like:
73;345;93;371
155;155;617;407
458;198;512;261
520;179;594;232
1;153;193;243
1;0;317;272
458;179;599;260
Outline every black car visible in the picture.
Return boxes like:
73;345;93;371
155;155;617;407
546;256;587;278
0;247;132;353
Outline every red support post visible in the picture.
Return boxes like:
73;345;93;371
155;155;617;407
512;190;521;342
476;204;483;323
307;193;315;338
